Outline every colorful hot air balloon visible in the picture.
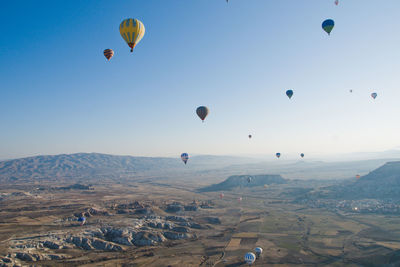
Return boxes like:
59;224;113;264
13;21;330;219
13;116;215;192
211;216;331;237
276;153;281;158
196;106;209;122
103;49;114;61
300;153;305;158
78;216;86;226
244;252;256;265
254;247;263;258
334;0;339;6
286;90;294;99
181;153;189;164
356;174;361;179
119;18;145;52
322;19;335;35
371;92;377;99
219;193;224;199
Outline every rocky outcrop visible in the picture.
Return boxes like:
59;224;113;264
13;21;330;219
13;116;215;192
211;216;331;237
5;216;203;263
132;232;166;246
165;216;191;223
204;217;221;225
65;236;122;251
165;204;183;213
176;221;203;229
15;253;36;262
147;221;173;230
184;205;198;211
43;241;61;250
14;252;69;262
188;222;203;229
2;252;70;264
135;208;152;214
163;232;192;240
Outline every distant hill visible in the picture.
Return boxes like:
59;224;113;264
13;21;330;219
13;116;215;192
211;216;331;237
306;161;400;200
0;153;181;182
198;174;287;192
0;153;262;183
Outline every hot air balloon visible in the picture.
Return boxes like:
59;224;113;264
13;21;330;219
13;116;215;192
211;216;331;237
248;134;252;139
356;174;360;179
276;153;281;158
220;193;224;199
264;184;268;189
300;153;305;158
350;89;353;93
103;49;114;61
181;153;189;164
286;90;294;99
78;216;86;226
254;247;263;258
196;106;209;122
371;92;377;99
334;0;339;5
119;18;145;52
244;252;256;265
238;197;243;203
322;19;335;35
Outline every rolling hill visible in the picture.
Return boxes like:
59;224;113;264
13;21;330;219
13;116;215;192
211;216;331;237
198;174;287;192
0;153;260;183
0;153;181;182
305;161;400;200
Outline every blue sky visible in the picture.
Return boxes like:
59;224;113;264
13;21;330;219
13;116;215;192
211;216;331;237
1;0;400;160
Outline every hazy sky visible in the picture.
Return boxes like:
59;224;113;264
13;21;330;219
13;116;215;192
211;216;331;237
1;0;400;160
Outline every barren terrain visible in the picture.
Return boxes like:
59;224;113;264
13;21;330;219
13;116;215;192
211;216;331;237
1;176;400;266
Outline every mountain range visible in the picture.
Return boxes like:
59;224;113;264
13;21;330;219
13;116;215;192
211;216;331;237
1;152;399;185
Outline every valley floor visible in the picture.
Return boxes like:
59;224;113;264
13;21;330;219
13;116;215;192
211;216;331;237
1;180;400;266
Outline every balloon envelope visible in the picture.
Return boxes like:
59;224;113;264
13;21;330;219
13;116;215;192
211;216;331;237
119;18;145;52
181;153;189;164
322;19;335;35
244;252;256;265
301;153;305;158
356;174;361;179
196;106;209;121
276;153;281;158
255;247;263;256
286;90;294;99
103;49;114;60
371;93;377;99
248;134;252;139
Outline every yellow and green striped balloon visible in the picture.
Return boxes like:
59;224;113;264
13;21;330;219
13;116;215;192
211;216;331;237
119;18;145;52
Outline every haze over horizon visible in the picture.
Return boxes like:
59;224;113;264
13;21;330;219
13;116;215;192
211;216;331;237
3;149;400;164
1;0;400;160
